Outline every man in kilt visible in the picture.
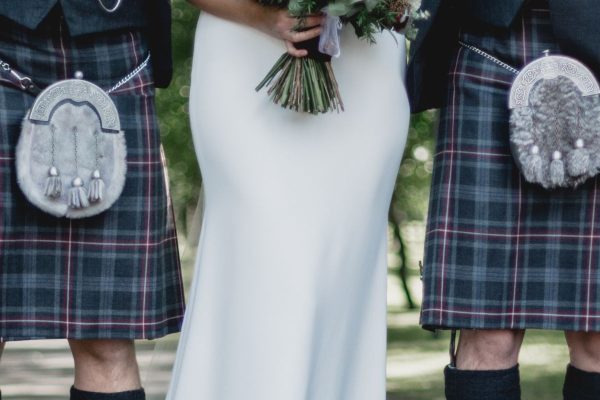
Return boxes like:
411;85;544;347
409;0;600;399
0;1;185;399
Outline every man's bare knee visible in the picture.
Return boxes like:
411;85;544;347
69;339;135;364
456;329;525;370
566;331;600;373
68;339;140;392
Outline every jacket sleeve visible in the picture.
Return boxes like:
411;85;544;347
147;0;173;89
549;0;600;79
406;0;459;113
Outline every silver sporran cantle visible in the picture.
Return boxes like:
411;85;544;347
16;76;127;218
509;51;600;189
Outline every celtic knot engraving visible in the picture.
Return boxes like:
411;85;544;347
510;55;600;109
29;79;121;132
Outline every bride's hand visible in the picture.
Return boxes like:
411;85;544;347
258;9;324;57
188;0;324;57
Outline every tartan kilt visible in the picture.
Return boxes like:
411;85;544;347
421;2;600;332
0;17;185;341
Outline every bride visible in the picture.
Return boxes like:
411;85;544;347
167;1;409;398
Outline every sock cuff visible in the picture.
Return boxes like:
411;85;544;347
445;364;521;400
70;386;145;400
445;364;520;380
564;364;600;399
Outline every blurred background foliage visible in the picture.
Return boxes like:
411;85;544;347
157;0;437;302
156;0;201;232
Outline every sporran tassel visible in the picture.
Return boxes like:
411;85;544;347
524;153;544;183
88;169;105;203
550;151;566;186
68;177;89;209
567;140;591;177
44;166;62;198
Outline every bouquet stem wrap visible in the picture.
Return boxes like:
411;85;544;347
256;36;344;114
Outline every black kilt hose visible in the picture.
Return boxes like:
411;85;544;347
421;3;600;332
0;18;185;341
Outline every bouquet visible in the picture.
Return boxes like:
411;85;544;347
255;0;426;114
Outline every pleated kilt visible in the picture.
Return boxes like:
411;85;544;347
421;1;600;332
0;15;185;341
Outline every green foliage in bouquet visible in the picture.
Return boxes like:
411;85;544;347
255;0;423;114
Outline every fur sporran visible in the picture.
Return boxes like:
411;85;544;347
509;53;600;189
16;78;127;218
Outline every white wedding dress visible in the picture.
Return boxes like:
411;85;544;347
167;11;409;400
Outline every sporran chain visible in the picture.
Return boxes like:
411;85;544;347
458;41;520;75
107;53;151;93
0;53;150;95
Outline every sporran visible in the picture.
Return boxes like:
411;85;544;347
0;54;150;218
461;42;600;189
509;52;600;189
16;76;127;218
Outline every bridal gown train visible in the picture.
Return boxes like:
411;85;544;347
167;12;409;400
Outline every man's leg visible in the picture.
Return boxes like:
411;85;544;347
445;329;525;400
563;332;600;400
68;339;145;400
